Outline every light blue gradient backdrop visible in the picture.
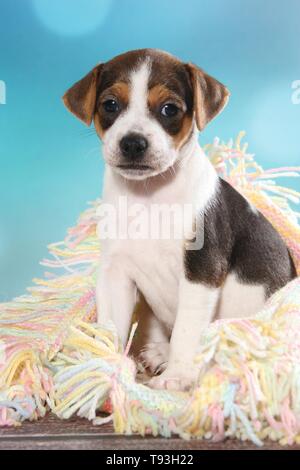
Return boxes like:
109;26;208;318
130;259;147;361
0;0;299;300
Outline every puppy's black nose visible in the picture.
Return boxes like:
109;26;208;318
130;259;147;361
120;133;148;159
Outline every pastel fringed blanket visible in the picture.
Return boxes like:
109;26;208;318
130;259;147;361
1;132;300;446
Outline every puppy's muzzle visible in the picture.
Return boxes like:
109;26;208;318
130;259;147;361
119;133;148;160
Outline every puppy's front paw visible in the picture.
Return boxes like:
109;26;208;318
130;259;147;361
148;365;198;392
140;342;169;375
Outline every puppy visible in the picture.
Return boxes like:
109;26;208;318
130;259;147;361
63;49;296;391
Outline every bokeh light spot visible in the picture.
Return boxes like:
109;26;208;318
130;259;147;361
32;0;112;36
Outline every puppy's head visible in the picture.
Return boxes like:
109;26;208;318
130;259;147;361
63;49;229;180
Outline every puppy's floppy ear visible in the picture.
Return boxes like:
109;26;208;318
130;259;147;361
186;63;230;131
63;64;102;126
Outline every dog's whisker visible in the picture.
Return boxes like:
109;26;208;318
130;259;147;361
83;147;99;159
159;171;167;182
143;178;151;195
168;167;174;179
80;127;97;135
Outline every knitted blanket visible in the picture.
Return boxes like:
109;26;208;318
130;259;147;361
1;132;300;446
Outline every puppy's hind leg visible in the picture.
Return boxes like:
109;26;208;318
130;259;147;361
132;296;170;375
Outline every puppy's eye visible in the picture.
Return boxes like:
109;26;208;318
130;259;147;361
161;103;179;117
103;99;119;113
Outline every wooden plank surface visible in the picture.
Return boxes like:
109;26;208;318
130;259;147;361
0;414;299;450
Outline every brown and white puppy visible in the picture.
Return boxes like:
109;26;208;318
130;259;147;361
63;49;296;391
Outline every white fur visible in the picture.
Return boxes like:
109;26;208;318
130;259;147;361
149;280;220;390
217;272;265;320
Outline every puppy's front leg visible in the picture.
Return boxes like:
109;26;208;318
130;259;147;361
149;278;220;391
96;261;137;347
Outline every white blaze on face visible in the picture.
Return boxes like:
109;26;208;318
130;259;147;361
102;59;179;179
128;59;151;122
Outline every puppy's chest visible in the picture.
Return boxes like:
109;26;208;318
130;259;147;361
100;162;206;324
101;195;187;324
106;233;184;326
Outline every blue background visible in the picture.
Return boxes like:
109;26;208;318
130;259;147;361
0;0;299;300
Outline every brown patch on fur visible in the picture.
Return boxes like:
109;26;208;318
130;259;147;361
172;114;193;149
96;50;149;96
148;84;184;110
186;63;230;131
146;54;194;138
93;112;104;138
63;65;102;126
148;84;194;147
98;81;129;105
95;81;130;133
